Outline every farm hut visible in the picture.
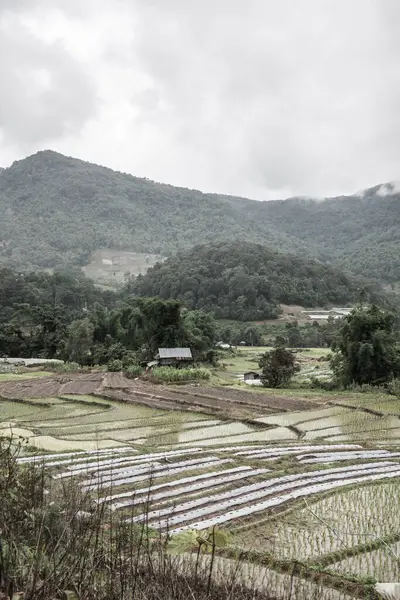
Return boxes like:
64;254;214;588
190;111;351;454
244;371;260;380
146;360;159;373
157;348;193;367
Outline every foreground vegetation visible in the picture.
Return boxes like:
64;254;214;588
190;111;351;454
0;439;276;600
150;366;211;383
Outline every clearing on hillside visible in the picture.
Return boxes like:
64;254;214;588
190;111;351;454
82;249;165;287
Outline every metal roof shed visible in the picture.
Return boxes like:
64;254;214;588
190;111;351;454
158;348;193;359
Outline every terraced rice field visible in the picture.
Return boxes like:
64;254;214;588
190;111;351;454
0;395;229;450
236;479;400;558
329;542;400;581
18;443;400;533
2;373;400;598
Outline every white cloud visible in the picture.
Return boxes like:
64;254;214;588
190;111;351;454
0;0;400;199
0;10;97;147
376;181;400;197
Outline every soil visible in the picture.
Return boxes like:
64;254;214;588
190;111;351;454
0;372;104;399
0;372;322;420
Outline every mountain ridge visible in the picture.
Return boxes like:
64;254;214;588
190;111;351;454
0;150;398;284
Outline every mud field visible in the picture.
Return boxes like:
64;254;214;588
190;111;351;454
0;372;322;419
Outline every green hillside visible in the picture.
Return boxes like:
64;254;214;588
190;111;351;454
0;150;399;285
223;189;400;283
130;241;380;320
0;151;313;272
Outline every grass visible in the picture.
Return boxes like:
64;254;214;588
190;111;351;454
329;541;400;581
0;371;53;381
150;367;211;383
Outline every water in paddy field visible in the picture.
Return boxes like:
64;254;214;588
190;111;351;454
2;392;400;451
0;395;224;451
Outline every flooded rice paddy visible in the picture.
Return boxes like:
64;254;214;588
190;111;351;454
2;386;400;599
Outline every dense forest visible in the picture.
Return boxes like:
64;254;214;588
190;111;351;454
130;242;380;320
0;151;311;272
0;268;217;364
1;151;399;285
224;188;400;284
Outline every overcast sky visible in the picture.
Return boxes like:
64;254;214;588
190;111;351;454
0;0;399;199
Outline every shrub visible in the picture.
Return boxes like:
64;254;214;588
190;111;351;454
386;378;400;397
47;361;88;373
309;376;338;391
150;367;210;383
107;359;123;372
124;364;143;378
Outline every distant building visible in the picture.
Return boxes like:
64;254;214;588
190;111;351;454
307;314;331;321
302;307;353;321
331;307;352;316
244;371;260;380
216;341;231;349
157;348;193;367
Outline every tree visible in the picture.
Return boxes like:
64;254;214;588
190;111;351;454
259;347;300;388
64;318;95;365
285;322;303;347
183;310;217;360
331;305;400;386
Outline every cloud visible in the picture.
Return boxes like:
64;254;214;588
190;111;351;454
376;181;400;197
0;0;400;199
0;10;97;147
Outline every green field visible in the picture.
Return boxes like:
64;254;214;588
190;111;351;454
217;346;332;385
0;371;53;381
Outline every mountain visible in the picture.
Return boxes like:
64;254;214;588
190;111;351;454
0;151;313;272
0;150;398;285
130;241;381;320
222;187;400;284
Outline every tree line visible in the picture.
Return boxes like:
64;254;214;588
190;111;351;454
0;268;217;367
259;305;400;388
130;241;380;321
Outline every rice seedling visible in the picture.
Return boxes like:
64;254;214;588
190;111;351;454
329;541;400;580
236;479;400;560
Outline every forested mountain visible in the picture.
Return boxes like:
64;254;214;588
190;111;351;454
0;150;399;285
130;242;380;320
0;151;312;272
224;188;400;284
